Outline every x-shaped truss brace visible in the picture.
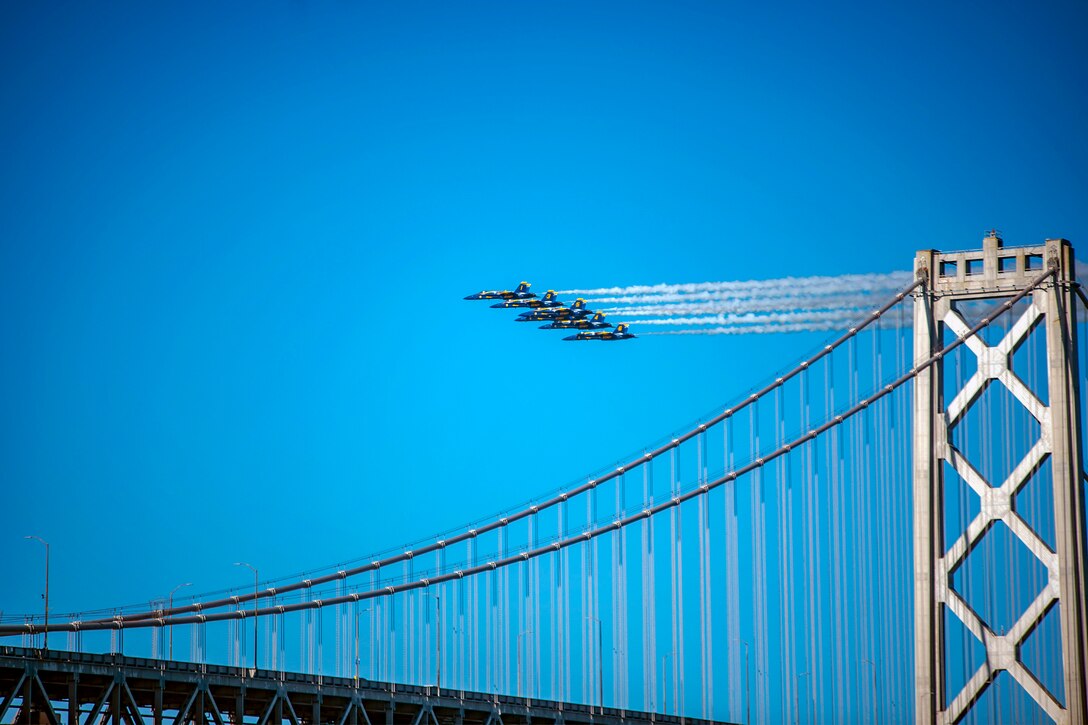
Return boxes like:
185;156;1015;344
936;300;1065;723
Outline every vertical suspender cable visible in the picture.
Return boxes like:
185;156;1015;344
751;399;768;724
470;536;479;693
775;384;794;725
596;478;604;705
370;571;377;681
697;432;712;719
643;459;657;713
613;474;622;705
613;474;622;709
624;473;631;710
518;536;526;697
564;498;572;702
584;493;592;705
900;299;912;711
807;367;823;721
848;336;858;722
529;512;538;700
669;447;679;715
405;558;413;684
486;548;494;693
336;580;342;677
828;348;847;720
724;414;741;724
500;525;509;696
676;446;686;717
550;519;558;701
438;547;446;692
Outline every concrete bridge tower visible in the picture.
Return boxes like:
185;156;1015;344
912;233;1088;724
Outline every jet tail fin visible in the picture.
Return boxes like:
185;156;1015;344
616;323;629;334
571;298;586;310
516;281;531;293
591;312;606;322
543;290;557;301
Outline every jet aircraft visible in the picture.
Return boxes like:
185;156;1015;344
540;312;613;330
464;282;536;301
491;290;563;309
563;323;636;341
516;298;590;322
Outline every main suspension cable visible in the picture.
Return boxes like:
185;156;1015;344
1;270;1053;637
23;278;926;630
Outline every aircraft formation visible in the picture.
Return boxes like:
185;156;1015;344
463;282;636;341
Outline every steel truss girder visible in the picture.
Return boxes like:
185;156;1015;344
175;681;228;725
0;669;61;725
0;647;721;725
336;696;372;725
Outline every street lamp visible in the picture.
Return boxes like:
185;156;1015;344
234;562;258;669
516;629;533;699
167;582;192;660
422;592;442;692
795;671;812;725
732;638;750;725
24;536;49;650
585;616;604;712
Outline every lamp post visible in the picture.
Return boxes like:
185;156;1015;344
585;616;604;712
167;582;192;660
516;629;533;699
24;536;49;650
422;592;442;692
732;638;750;725
795;671;812;725
862;659;878;725
234;562;258;669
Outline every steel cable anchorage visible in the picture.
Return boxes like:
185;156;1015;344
4;274;956;636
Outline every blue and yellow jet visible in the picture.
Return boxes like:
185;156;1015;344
516;298;590;322
464;281;536;301
563;323;636;341
540;312;612;330
491;290;563;309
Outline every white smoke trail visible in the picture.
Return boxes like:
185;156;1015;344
582;289;892;305
601;292;903;318
576;279;910;305
644;314;911;336
627;309;868;327
644;322;848;336
559;271;912;299
555;269;916;336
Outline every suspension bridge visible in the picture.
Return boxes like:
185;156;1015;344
2;235;1086;725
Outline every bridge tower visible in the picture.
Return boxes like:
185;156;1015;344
913;234;1088;724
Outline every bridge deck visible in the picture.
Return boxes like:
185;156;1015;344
0;648;734;725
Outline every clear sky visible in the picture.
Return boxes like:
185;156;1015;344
1;0;1086;697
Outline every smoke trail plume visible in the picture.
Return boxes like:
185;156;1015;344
567;269;915;336
644;322;849;335
627;309;868;327
559;271;912;299
643;314;912;335
601;292;904;318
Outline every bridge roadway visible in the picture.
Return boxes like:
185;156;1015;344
0;648;733;725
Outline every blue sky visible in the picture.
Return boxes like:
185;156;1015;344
1;0;1086;712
